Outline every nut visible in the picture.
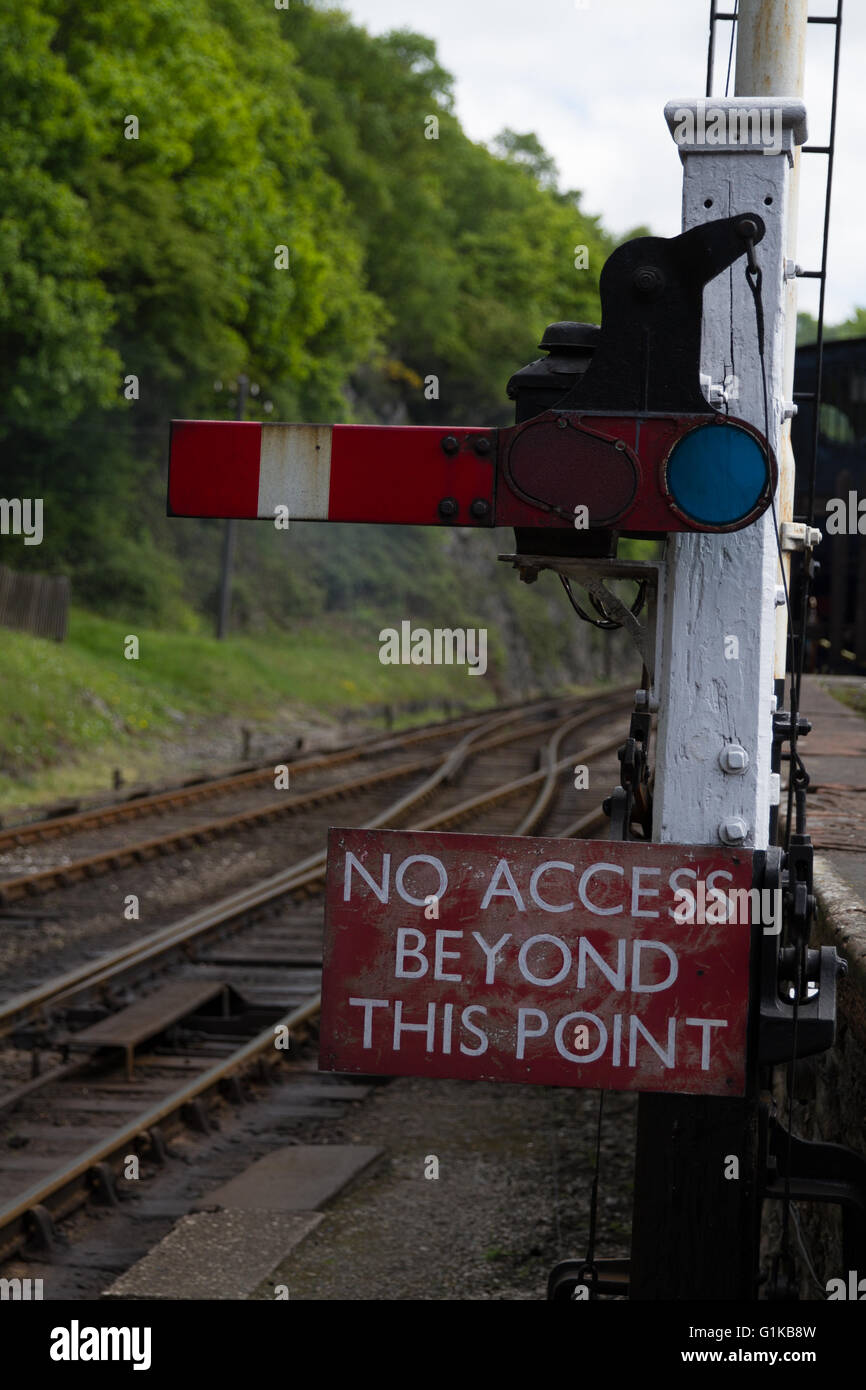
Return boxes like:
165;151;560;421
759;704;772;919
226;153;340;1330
719;744;749;774
719;817;748;845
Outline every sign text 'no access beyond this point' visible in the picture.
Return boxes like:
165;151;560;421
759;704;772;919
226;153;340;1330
319;829;754;1097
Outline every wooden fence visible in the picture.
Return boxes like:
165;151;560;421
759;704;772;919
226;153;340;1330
0;566;69;642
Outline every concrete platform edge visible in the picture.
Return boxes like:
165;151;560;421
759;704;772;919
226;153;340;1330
813;853;866;1041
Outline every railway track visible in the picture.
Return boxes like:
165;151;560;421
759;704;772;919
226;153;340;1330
0;703;534;904
0;689;633;1267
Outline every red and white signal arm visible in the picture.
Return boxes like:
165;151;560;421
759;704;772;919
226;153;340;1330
319;828;756;1097
168;411;775;537
169;420;497;527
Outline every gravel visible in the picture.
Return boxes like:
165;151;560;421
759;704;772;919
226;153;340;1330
253;1074;637;1301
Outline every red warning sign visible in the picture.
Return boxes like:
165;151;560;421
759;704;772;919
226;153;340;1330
319;829;755;1097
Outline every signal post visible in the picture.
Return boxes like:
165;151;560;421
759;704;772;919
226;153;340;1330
631;41;809;1296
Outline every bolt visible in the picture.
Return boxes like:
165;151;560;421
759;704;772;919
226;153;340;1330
438;497;459;519
736;217;758;242
441;435;459;456
719;744;749;774
632;265;664;296
614;440;626;451
556;417;568;430
633;688;659;713
719;817;748;846
473;436;492;456
470;498;490;519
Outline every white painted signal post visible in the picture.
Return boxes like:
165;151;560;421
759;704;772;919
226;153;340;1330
632;0;811;1300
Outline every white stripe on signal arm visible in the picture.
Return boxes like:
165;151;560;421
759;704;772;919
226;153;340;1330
257;424;333;520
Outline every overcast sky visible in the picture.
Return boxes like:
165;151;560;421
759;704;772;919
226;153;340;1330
343;0;863;323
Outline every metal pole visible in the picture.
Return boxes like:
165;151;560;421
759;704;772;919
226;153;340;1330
217;374;249;640
706;0;717;99
630;0;808;1300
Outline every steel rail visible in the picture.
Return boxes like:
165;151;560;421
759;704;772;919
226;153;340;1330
0;996;321;1263
0;696;630;1260
0;698;625;1036
412;734;623;833
0;696;604;904
0;708;499;846
0;693;585;848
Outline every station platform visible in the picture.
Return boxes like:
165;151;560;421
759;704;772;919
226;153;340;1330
783;678;866;1297
801;677;866;902
797;679;866;1012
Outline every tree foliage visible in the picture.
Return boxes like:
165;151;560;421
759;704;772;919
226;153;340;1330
0;0;615;641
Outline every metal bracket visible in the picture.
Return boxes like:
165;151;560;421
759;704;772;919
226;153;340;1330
756;839;845;1056
759;943;847;1063
603;708;653;842
761;1108;866;1276
772;709;812;744
781;521;822;552
755;845;847;1063
547;1257;630;1301
498;556;664;690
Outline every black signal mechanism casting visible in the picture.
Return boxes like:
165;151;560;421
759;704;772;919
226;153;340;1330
502;213;777;549
556;213;766;415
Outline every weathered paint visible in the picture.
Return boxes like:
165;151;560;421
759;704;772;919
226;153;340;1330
168;412;775;535
319;828;754;1097
168;421;496;526
735;0;808;100
258;423;332;520
655;100;807;849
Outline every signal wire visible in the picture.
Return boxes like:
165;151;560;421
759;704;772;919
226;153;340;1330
745;242;806;1287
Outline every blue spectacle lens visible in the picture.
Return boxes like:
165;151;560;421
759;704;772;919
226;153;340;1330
665;422;769;526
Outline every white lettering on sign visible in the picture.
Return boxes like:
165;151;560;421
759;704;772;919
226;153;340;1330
396;855;448;906
343;999;726;1071
578;863;624;914
435;930;463;982
471;931;511;983
518;934;572;987
685;1017;728;1068
389;929;678;996
344;852;391;902
344;934;722;1069
395;929;428;979
529;861;575;912
631;940;678;992
481;859;526;910
348;997;389;1047
578;938;626;991
324;832;753;1096
341;850;733;920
